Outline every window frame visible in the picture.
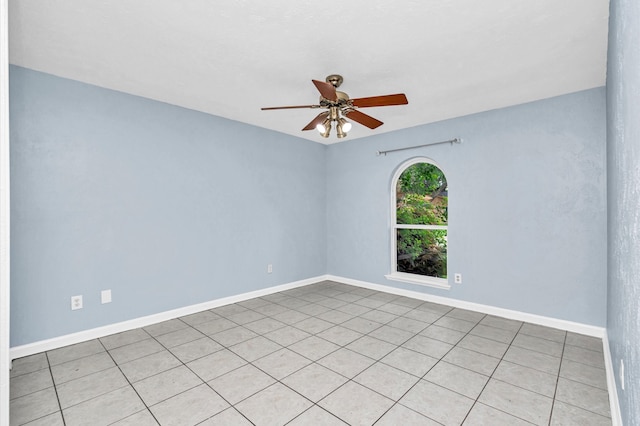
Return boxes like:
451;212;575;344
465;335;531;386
385;157;450;290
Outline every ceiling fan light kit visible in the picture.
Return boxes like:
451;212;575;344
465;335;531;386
318;105;350;139
339;118;352;133
261;74;408;139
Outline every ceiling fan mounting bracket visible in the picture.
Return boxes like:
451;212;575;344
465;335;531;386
325;74;343;88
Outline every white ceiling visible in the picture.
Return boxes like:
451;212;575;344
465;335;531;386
9;0;610;143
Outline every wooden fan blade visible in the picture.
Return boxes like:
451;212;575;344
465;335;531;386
261;104;320;110
345;110;384;129
350;94;408;108
312;80;338;102
302;111;329;131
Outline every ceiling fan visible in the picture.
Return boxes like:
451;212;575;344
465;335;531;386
261;74;408;139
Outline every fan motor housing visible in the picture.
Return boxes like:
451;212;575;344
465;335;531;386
320;90;350;105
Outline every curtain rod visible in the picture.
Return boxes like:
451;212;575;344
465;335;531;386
376;137;462;156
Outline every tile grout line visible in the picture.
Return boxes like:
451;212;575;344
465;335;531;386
291;287;541;425
240;283;596;425
198;287;371;425
367;305;518;423
458;319;526;425
153;293;608;425
165;313;285;425
547;332;568;425
97;335;165;425
365;305;460;424
232;286;419;425
20;344;132;422
550;350;613;421
206;288;372;424
156;317;262;424
254;287;408;424
143;317;251;425
45;351;67;426
468;322;611;424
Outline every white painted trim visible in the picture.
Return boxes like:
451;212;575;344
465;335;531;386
395;224;448;230
1;0;11;424
327;275;606;337
602;331;623;426
385;272;450;290
10;275;326;360
9;270;610;363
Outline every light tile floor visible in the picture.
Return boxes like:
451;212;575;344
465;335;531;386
10;281;612;425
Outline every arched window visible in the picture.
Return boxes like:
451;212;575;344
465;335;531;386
386;158;449;288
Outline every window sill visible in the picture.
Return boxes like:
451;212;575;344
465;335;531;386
385;272;451;290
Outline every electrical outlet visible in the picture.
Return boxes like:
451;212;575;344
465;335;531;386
454;273;462;284
620;359;625;390
267;264;273;274
101;289;112;304
71;295;83;310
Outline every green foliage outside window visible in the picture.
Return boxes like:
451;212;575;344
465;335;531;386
396;163;448;278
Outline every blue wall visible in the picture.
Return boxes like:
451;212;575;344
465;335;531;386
9;65;609;349
326;88;607;326
9;66;327;346
606;0;640;423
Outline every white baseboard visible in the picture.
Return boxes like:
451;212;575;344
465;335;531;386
602;331;623;426
11;274;607;355
10;275;326;361
326;275;606;338
11;274;607;361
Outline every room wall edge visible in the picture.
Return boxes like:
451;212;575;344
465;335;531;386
602;330;624;426
326;275;606;337
9;275;326;361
